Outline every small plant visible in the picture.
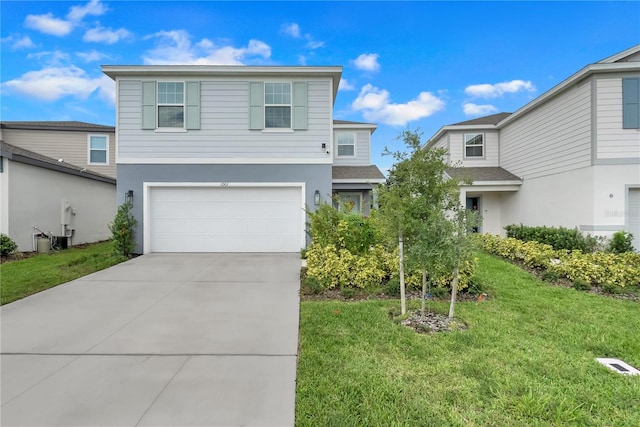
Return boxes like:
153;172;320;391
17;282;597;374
301;275;324;295
540;270;560;283
109;203;137;258
607;230;635;254
600;282;624;295
572;278;592;291
340;286;356;299
0;234;18;257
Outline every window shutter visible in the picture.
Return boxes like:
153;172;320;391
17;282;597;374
185;81;201;130
292;82;308;130
249;82;264;130
622;78;640;129
142;81;156;129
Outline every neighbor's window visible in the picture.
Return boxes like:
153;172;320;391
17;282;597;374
622;77;640;129
464;133;484;158
88;135;108;164
265;82;291;128
158;82;184;128
336;133;355;157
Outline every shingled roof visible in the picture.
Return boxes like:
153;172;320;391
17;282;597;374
448;112;512;126
332;165;386;181
446;166;521;183
0;141;116;184
0;121;114;132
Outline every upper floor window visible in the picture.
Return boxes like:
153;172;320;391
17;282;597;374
157;82;184;128
623;78;640;129
336;133;355;157
265;83;291;128
88;135;108;165
464;133;484;158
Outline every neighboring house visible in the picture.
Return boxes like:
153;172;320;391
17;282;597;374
426;44;640;250
0;121;116;179
0;141;116;252
101;65;384;254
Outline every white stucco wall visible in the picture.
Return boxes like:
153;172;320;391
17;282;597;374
7;161;116;251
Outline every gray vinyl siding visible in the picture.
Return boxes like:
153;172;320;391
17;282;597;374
332;130;371;166
431;134;450;164
1;129;116;178
500;79;592;179
596;76;640;160
117;78;332;161
448;131;500;167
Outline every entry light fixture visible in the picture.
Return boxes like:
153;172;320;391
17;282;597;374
314;190;321;206
126;190;134;205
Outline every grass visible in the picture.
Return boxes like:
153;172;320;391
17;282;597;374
0;241;126;305
296;251;640;426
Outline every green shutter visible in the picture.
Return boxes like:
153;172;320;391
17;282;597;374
623;78;640;129
185;81;201;130
141;81;156;129
249;82;264;130
292;82;308;130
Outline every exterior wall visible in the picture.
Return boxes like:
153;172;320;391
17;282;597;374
116;78;333;163
0;156;8;235
332;129;371;166
117;164;331;253
7;161;116;251
2;128;116;178
448;130;500;167
500;79;592;179
430;134;450;163
463;191;504;235
595;75;640;162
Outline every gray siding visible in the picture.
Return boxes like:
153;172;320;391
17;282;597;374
332;130;371;166
117;163;332;253
448;130;500;167
117;78;333;161
596;76;640;161
2;129;116;178
500;79;592;179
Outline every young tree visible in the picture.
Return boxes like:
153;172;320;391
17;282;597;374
378;129;462;315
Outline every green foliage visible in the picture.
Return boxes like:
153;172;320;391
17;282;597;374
475;233;640;290
504;224;602;253
572;278;591;291
0;234;18;257
607;230;635;254
109;203;138;258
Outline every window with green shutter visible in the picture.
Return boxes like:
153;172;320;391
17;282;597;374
141;81;200;130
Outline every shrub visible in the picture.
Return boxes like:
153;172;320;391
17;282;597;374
1;234;18;257
504;224;601;253
573;279;591;291
109;203;137;258
607;230;635;254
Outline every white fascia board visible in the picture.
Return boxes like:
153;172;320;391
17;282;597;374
425;124;498;149
332;178;386;184
116;157;333;165
460;182;522;192
597;44;640;63
333;122;378;133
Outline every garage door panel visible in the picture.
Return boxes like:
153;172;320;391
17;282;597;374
149;186;303;253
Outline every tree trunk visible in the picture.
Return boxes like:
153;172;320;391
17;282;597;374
421;268;427;316
448;263;460;319
399;231;406;316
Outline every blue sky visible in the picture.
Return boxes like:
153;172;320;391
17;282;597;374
1;0;639;170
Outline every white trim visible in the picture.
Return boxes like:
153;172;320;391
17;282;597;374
334;131;356;159
463;132;485;159
0;157;8;234
142;181;306;254
156;80;186;130
154;128;188;133
264;81;292;130
87;134;109;165
116;157;333;165
460;183;521;192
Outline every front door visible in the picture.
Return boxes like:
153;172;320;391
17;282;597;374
466;196;481;233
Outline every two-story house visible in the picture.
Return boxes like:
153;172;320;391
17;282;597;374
102;65;384;254
426;44;640;249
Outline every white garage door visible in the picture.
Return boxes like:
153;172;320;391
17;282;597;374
630;188;640;251
149;185;303;252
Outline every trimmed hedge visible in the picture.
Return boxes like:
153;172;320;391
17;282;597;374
504;224;602;253
475;234;640;290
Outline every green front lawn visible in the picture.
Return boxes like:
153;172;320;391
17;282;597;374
0;241;125;305
296;251;640;426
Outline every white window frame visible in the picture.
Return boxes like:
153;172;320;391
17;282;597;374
335;132;356;158
264;82;292;129
87;134;109;165
157;81;185;129
464;133;485;159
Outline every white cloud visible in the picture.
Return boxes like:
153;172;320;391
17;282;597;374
352;84;445;126
143;30;271;65
352;53;380;73
463;103;498;116
76;50;111;62
280;22;324;50
24;1;109;37
281;23;301;38
25;13;73;36
1;66;114;105
1;35;36;49
84;25;131;44
339;79;355;91
465;80;535;98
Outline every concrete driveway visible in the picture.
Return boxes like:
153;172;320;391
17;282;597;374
1;253;301;426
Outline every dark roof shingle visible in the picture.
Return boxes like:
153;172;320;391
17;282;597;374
448;112;512;126
446;167;521;182
0;121;114;132
332;165;385;181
